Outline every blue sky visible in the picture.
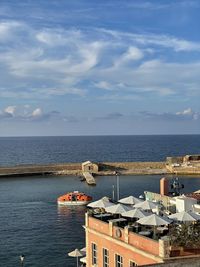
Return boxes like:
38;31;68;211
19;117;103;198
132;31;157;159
0;0;200;136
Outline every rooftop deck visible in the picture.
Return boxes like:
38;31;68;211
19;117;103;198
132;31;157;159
87;211;200;259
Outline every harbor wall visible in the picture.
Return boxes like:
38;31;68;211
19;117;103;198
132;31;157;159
0;161;166;177
0;161;200;178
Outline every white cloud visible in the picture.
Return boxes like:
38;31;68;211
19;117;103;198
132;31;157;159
0;105;63;122
139;108;200;122
36;29;82;47
114;46;144;67
32;108;42;117
0;21;200;101
176;108;193;116
99;28;200;52
4;105;16;115
176;108;199;120
0;21;23;41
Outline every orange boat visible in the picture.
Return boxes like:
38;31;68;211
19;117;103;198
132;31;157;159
57;191;92;206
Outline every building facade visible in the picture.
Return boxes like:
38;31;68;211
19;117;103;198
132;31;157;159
85;212;200;267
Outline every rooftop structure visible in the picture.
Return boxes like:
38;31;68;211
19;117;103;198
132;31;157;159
84;187;200;266
82;161;99;173
166;154;200;174
85;210;200;266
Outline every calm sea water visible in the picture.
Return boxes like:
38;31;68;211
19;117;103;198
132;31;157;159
0;135;200;266
1;174;200;267
0;135;199;166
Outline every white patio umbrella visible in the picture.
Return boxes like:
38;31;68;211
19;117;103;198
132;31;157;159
168;210;200;222
121;208;149;219
80;256;86;264
119;196;142;205
87;197;115;208
105;203;131;214
137;214;172;226
68;249;84;267
137;214;172;239
80;247;86;252
134;200;159;210
80;247;86;255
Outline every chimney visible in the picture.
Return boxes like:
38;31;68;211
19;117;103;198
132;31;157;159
160;177;169;196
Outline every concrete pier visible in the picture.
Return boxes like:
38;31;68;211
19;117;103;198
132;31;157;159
82;171;96;185
0;161;200;179
0;163;81;177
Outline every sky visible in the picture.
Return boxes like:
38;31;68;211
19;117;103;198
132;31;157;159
0;0;200;136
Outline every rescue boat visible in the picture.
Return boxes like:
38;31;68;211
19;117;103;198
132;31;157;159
57;191;92;206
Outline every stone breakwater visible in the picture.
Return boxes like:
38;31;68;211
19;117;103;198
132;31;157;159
98;162;167;175
1;161;200;177
0;162;167;177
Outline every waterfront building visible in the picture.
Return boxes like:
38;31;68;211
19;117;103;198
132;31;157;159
84;190;200;266
82;161;99;173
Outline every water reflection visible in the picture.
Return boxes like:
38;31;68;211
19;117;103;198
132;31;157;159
57;205;87;219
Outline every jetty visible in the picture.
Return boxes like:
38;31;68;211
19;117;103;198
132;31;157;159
82;172;96;185
0;155;200;179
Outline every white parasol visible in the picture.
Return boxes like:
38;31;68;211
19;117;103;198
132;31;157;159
137;213;172;226
119;196;142;205
80;256;86;264
87;197;114;208
121;208;149;219
168;210;200;222
105;203;131;214
134;200;159;210
68;249;84;267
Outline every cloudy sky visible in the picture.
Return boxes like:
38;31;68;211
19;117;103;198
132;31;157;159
0;0;200;136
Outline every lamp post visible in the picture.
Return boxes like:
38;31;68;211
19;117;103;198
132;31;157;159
19;255;25;267
112;184;115;201
114;171;120;201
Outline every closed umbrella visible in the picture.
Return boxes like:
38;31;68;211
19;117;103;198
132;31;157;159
87;197;114;208
168;210;200;222
68;249;84;267
122;208;149;219
119;196;142;205
134;200;159;211
105;203;131;214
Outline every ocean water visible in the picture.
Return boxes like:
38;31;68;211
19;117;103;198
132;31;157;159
0;135;200;266
1;174;200;267
0;135;199;166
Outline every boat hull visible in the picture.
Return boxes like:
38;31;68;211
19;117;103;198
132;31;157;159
57;200;90;206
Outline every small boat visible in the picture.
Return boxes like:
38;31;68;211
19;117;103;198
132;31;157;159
57;191;92;206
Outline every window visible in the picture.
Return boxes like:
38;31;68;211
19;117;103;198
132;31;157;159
115;254;123;267
103;248;109;267
92;243;97;265
130;261;138;267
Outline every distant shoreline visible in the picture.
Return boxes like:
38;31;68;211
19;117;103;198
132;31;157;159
0;161;200;178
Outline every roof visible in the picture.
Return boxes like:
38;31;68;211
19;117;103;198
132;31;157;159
82;161;92;165
194;189;200;193
185;193;200;201
176;196;197;201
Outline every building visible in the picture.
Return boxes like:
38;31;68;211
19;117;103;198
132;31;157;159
85;211;200;267
82;161;99;173
85;212;167;266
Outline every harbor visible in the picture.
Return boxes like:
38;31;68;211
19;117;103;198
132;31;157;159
0;155;200;182
1;174;200;267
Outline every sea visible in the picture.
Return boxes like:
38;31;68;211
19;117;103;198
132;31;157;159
0;135;200;267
